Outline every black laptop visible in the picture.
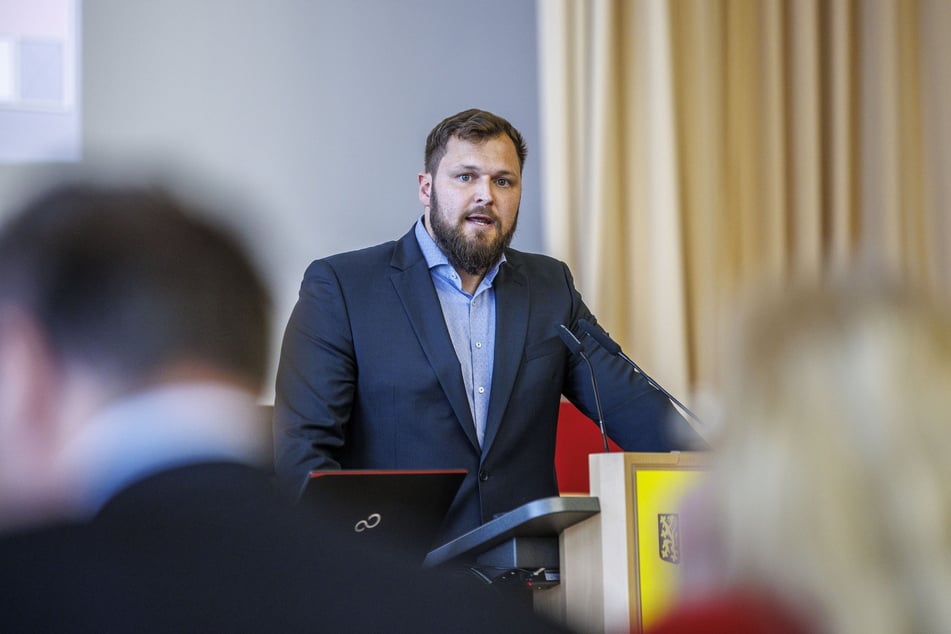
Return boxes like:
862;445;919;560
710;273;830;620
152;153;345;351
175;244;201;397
300;469;466;563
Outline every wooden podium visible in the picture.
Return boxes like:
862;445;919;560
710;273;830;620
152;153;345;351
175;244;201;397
535;452;709;633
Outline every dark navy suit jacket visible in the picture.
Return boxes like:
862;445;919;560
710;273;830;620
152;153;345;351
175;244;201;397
274;225;704;543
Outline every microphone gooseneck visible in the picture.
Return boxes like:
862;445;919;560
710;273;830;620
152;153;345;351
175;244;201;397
557;324;610;452
576;319;704;426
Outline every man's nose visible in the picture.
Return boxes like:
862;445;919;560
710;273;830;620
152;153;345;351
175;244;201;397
473;177;494;205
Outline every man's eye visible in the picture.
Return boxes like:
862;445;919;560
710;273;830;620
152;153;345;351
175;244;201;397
459;174;471;182
496;178;510;187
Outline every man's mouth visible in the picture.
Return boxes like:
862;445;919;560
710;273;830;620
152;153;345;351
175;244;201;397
465;213;497;227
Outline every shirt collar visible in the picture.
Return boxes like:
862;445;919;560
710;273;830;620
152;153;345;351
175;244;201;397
55;381;265;518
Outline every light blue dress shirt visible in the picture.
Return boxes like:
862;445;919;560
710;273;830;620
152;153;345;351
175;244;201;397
415;219;504;448
58;383;265;517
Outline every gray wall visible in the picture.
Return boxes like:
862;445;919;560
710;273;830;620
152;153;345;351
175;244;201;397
0;0;541;399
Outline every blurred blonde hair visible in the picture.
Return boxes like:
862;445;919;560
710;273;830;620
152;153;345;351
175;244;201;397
713;281;951;634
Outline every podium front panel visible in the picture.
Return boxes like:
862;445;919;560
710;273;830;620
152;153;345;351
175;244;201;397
548;452;709;633
631;463;708;629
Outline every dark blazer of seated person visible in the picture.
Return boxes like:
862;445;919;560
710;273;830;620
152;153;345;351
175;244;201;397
0;461;567;633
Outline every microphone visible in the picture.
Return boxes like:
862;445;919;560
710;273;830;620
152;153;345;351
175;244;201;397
557;324;610;452
577;318;703;426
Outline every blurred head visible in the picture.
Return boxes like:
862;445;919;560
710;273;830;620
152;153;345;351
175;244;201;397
0;183;270;527
711;282;951;633
0;183;270;389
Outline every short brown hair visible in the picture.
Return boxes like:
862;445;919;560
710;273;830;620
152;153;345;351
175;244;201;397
424;109;527;176
0;183;271;389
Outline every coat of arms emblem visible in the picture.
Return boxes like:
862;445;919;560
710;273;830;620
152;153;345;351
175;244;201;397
658;513;680;564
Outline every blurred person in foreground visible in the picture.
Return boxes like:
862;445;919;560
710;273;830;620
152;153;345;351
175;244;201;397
648;281;951;634
0;183;567;633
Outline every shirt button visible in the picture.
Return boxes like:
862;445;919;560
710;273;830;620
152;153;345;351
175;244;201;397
478;386;485;394
479;470;489;482
475;342;482;348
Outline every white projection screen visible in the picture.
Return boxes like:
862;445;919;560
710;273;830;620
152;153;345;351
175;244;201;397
0;0;80;163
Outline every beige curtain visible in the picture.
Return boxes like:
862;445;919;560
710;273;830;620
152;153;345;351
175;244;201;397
538;0;951;396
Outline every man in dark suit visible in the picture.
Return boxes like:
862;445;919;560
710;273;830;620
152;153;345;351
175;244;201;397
0;183;566;632
274;109;706;544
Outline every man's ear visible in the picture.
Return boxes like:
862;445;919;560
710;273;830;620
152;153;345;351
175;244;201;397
0;308;71;529
417;172;432;208
0;308;59;453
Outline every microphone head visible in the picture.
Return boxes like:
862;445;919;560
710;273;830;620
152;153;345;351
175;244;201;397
578;319;622;356
556;324;584;354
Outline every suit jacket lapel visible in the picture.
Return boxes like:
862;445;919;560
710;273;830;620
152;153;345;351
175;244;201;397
389;228;480;451
482;257;529;453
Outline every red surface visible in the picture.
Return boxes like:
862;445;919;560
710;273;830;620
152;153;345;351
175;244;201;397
645;591;812;634
555;401;622;494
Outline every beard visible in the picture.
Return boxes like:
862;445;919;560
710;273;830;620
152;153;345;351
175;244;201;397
428;188;518;276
